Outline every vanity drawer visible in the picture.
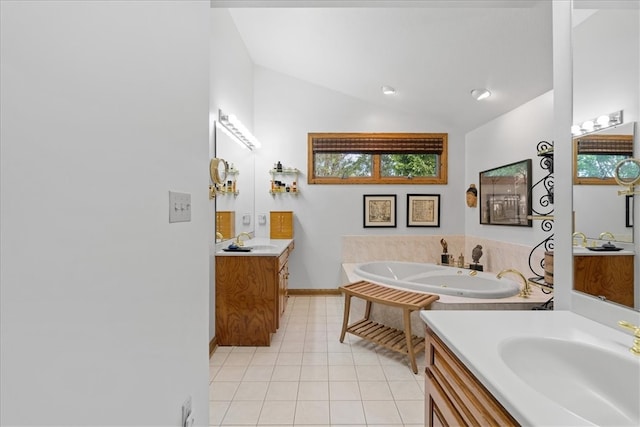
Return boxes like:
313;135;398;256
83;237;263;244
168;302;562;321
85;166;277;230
426;327;518;426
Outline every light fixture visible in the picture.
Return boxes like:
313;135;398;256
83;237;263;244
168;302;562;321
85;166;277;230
217;109;261;150
381;85;396;95
470;88;491;101
571;110;623;136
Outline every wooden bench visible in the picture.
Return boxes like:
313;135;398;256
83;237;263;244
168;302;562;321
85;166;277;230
339;281;439;373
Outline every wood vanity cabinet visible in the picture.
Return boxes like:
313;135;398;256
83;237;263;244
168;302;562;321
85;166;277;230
215;241;293;346
573;255;634;308
425;327;519;427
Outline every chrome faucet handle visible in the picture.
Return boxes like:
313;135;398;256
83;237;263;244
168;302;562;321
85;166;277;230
618;321;640;356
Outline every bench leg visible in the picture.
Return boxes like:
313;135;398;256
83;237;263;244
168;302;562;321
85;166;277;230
339;294;352;343
364;300;372;320
403;308;418;374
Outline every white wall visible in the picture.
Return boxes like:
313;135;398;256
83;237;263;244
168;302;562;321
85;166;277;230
209;9;255;342
465;91;554;252
253;67;466;289
1;2;210;425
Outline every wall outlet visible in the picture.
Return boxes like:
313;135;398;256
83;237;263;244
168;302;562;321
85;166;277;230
169;191;191;223
181;395;193;427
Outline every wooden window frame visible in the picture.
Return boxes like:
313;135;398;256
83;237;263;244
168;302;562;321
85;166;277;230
573;134;633;185
307;132;448;185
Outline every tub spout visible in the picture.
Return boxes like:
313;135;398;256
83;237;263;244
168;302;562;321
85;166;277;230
496;268;531;298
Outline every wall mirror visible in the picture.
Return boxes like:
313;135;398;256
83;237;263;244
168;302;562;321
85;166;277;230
214;122;255;241
572;1;639;311
573;122;636;243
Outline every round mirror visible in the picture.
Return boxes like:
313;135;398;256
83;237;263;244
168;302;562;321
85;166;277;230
614;158;640;187
210;158;228;185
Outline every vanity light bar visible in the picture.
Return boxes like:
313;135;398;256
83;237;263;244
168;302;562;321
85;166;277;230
571;110;623;136
218;109;262;150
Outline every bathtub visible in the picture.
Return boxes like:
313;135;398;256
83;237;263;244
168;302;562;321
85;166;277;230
353;261;521;299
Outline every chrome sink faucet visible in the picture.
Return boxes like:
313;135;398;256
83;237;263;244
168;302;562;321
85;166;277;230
235;232;251;247
496;268;531;298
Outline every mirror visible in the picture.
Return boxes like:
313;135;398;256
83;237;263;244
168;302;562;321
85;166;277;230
572;3;639;310
573;122;635;243
214;123;255;242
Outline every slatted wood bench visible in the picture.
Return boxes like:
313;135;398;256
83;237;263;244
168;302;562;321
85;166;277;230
339;280;439;373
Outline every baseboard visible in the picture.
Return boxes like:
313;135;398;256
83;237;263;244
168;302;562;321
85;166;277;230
209;336;218;357
288;288;342;296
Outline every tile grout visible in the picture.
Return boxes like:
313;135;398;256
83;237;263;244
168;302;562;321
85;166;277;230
210;296;425;426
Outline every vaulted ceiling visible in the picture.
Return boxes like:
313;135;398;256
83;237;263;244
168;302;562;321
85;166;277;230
215;1;553;133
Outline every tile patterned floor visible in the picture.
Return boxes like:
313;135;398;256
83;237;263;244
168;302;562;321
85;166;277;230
209;295;426;426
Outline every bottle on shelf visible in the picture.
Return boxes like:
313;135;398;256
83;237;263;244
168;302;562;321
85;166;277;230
276;161;283;172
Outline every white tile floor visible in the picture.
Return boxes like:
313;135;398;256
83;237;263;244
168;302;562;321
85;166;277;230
209;295;426;426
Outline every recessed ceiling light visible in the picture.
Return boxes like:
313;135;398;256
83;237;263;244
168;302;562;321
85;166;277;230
381;85;396;95
471;88;491;101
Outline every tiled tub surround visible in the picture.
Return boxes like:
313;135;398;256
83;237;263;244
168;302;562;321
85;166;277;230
342;235;545;277
341;235;551;337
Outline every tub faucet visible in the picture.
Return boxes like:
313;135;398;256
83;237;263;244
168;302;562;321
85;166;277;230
599;231;615;240
235;232;251;246
572;231;587;247
496;268;531;298
618;321;640;356
216;232;224;241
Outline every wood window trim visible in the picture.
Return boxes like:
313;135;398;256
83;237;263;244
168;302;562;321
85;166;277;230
307;132;448;185
573;134;633;185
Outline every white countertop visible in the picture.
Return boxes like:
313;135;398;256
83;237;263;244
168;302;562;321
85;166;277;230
572;247;635;256
214;237;292;257
420;310;640;426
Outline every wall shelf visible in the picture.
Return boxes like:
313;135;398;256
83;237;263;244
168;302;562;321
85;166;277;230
269;167;299;195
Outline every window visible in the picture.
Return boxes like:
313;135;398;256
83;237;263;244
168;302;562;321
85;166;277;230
573;134;633;185
307;133;448;184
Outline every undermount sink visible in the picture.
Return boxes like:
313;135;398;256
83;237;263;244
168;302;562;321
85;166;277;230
499;336;640;426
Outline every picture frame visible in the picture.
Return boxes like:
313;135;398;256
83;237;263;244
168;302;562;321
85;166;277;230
626;195;633;228
479;159;532;227
407;194;441;227
363;194;396;228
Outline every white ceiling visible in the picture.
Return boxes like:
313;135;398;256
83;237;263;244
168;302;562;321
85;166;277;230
216;1;553;133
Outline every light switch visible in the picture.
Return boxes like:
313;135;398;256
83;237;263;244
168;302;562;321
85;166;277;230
258;214;267;225
242;213;251;225
169;191;191;223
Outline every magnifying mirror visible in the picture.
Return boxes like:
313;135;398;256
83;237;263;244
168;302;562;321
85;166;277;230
614;158;640;195
210;158;228;185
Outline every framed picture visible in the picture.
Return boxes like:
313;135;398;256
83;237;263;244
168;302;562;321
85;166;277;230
479;159;532;226
363;194;396;228
626;195;634;228
407;194;441;227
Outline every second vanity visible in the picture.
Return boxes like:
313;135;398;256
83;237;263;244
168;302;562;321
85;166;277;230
572;246;635;308
215;238;294;346
420;310;640;426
